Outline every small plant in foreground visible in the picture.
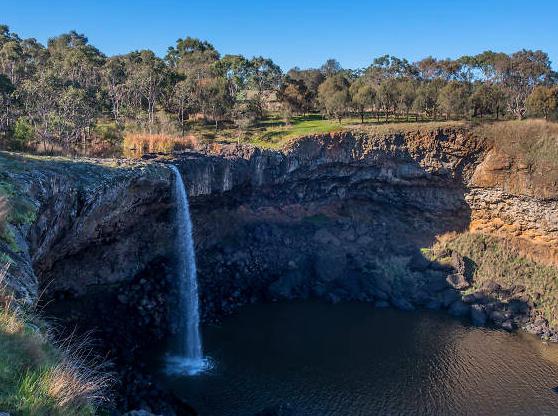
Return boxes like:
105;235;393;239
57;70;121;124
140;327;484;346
0;264;112;415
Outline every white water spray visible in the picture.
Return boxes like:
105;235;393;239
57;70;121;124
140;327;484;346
167;165;209;375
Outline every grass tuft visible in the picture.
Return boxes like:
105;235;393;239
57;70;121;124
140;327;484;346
0;264;112;415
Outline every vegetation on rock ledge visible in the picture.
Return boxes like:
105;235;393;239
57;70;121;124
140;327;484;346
432;232;558;328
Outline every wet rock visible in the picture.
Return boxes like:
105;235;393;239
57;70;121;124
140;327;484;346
391;297;415;311
448;300;470;317
441;289;461;307
490;310;506;324
501;320;514;331
470;304;487;326
124;411;159;416
425;299;442;310
462;293;477;304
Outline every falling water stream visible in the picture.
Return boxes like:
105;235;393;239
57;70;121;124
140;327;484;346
166;165;209;375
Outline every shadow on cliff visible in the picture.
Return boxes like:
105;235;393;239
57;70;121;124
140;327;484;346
179;131;483;320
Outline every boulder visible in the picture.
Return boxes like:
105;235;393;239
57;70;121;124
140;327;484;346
448;300;470;317
489;310;506;324
462;293;476;304
441;289;461;307
470;304;487;326
450;251;466;275
507;299;529;315
269;271;307;299
313;251;347;283
425;299;442;310
391;297;415;311
446;273;470;290
501;320;514;331
422;271;449;292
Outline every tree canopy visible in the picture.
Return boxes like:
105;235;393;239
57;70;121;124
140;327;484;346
0;24;556;153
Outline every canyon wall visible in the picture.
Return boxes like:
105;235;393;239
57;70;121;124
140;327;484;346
5;125;556;318
3;125;556;411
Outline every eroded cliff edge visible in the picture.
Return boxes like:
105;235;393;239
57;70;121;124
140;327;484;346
2;123;557;411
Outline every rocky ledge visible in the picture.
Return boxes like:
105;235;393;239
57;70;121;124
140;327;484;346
1;124;558;413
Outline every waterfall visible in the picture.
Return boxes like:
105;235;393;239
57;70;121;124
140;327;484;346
167;165;208;375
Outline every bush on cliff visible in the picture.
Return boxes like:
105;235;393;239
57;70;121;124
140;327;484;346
0;264;111;415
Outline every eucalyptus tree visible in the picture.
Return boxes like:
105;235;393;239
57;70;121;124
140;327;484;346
101;56;128;122
320;58;342;78
46;31;105;90
248;56;282;118
286;67;325;111
215;54;252;101
278;76;309;120
0;74;14;133
349;77;376;123
398;79;417;121
318;73;351;123
438;81;472;119
377;78;400;121
470;83;508;119
126;50;170;129
413;80;442;119
526;86;558;119
166;36;219;78
199;76;233;129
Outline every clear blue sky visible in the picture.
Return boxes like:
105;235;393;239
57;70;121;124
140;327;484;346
3;0;558;70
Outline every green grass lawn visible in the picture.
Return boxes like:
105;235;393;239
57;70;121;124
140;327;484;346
189;113;457;149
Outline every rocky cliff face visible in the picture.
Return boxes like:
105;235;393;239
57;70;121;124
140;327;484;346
467;148;558;265
0;155;173;302
2;125;556;412
170;128;486;317
4;126;555;323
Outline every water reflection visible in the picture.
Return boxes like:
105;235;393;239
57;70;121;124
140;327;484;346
159;302;558;416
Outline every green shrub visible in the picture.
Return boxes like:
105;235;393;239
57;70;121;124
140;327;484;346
94;122;123;145
12;118;34;150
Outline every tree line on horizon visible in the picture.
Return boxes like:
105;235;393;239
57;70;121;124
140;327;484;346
0;25;557;152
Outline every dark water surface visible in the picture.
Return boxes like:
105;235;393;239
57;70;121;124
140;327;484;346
159;302;558;416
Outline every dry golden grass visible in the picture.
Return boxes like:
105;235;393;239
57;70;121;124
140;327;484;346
476;119;558;173
123;133;199;158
